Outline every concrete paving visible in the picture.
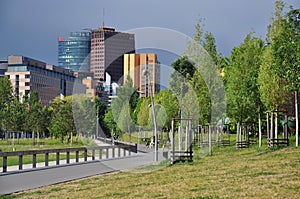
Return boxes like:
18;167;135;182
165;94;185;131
0;142;167;196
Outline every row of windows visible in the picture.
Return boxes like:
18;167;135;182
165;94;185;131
58;55;90;59
59;40;90;44
68;32;90;37
91;66;104;70
91;43;104;46
7;65;75;81
90;58;104;62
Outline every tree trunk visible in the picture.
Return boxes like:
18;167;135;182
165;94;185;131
258;105;262;147
32;131;35;145
295;90;299;147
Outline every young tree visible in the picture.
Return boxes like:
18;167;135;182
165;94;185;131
137;98;150;128
49;96;76;143
104;108;120;136
0;77;13;137
154;90;179;131
111;75;135;128
225;33;263;123
258;0;290;111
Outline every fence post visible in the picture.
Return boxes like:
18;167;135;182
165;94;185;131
19;155;23;170
112;147;115;158
99;149;102;160
66;151;70;164
33;154;36;168
106;148;109;159
3;156;7;172
84;149;87;162
76;151;79;163
45;153;49;166
56;152;60;165
92;149;95;161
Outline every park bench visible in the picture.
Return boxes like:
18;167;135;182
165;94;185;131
170;150;193;163
267;138;289;147
236;140;250;148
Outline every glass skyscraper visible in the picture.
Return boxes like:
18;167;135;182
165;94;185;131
58;32;91;72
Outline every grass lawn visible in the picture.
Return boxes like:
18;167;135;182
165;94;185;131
6;139;300;199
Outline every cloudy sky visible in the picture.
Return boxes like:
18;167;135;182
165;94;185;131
0;0;299;65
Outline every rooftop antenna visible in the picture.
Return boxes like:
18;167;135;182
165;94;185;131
102;8;105;27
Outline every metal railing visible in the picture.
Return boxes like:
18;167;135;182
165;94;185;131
0;144;137;173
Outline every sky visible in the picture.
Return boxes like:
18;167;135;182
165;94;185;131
0;0;299;66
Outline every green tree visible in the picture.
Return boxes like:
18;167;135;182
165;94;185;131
95;98;109;137
25;91;47;144
137;98;150;128
272;8;300;92
111;75;136;138
104;108;120;136
258;0;290;111
111;75;135;126
0;77;13;110
154;90;179;131
225;33;263;123
49;96;76;143
0;77;13;137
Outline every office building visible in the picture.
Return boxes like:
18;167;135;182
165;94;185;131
5;56;75;105
124;54;160;98
82;77;108;105
90;26;135;81
58;32;91;72
0;60;8;78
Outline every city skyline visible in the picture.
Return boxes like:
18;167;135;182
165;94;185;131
1;0;299;67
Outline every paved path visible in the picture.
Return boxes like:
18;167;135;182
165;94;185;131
0;143;167;196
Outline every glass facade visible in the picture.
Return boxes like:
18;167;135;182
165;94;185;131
58;32;91;72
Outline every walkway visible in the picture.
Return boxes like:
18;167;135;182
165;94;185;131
0;142;167;196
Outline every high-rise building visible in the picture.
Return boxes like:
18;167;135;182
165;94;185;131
90;26;135;81
5;56;75;105
58;32;91;72
124;54;160;98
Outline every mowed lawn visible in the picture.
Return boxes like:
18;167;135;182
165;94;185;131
5;144;300;199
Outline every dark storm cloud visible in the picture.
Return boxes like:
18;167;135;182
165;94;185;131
0;0;299;63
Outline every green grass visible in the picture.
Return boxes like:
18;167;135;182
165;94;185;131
9;138;300;199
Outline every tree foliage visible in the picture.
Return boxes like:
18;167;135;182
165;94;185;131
258;1;293;111
225;33;263;123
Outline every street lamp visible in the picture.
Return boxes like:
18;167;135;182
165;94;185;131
143;69;158;162
96;105;99;139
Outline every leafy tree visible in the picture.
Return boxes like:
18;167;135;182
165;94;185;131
225;33;263;123
258;0;290;111
154;90;179;131
181;88;200;126
25;91;47;144
272;8;300;92
9;99;25;133
137;98;150;128
0;77;13;110
104;108;120;136
0;77;13;137
117;103;135;141
111;75;136;137
49;96;76;143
